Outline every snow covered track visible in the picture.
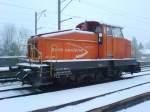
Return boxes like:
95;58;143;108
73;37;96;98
0;72;18;83
89;92;150;112
0;71;149;112
33;81;150;112
0;77;18;83
0;64;149;111
0;86;39;100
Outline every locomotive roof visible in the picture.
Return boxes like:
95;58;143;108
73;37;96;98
76;21;123;29
31;21;123;38
31;29;94;38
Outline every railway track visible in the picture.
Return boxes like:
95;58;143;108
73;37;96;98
0;86;41;100
0;77;18;83
0;70;150;112
0;67;149;101
89;92;150;112
32;80;150;112
0;65;149;108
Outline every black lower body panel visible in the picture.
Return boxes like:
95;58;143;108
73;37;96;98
16;59;141;86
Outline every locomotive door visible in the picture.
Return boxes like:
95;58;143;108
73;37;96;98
106;26;113;58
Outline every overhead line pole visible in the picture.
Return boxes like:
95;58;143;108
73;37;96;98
35;12;38;35
58;0;75;30
34;10;47;35
58;0;61;30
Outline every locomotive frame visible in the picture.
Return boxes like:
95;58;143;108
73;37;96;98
17;58;140;86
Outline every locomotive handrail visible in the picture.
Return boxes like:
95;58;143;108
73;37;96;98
28;43;43;77
31;29;72;38
28;43;42;62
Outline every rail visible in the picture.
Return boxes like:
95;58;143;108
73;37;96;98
89;92;150;112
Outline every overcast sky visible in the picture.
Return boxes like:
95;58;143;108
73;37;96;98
0;0;150;45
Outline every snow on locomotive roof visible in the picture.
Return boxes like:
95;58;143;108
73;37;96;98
31;21;123;38
34;29;94;38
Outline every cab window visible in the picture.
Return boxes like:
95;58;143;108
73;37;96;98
112;27;124;38
95;26;102;33
107;27;113;36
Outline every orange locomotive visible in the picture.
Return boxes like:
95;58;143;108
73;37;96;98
17;21;140;86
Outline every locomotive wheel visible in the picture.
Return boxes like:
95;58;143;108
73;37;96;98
111;71;122;80
83;73;95;84
55;76;69;87
95;70;105;82
27;72;42;87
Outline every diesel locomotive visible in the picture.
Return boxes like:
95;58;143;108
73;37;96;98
16;21;140;86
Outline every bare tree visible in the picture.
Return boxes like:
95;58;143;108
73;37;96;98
1;24;31;56
1;24;17;56
132;37;144;59
17;27;31;55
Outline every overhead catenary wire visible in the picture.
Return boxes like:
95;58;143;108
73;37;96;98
61;0;73;12
81;1;150;25
0;1;35;11
0;0;150;34
1;0;150;25
62;13;150;32
0;1;57;15
61;0;68;3
60;0;150;31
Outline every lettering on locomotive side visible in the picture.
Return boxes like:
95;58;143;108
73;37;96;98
51;47;83;52
51;48;63;52
54;67;72;77
51;42;89;58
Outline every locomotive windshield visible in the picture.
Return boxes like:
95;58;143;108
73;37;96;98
112;27;124;38
107;26;124;38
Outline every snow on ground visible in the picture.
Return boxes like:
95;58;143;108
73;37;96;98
118;100;150;112
141;67;150;71
0;83;30;91
54;84;150;112
0;56;26;59
0;89;32;99
122;71;150;78
0;71;150;112
0;67;9;71
0;81;21;87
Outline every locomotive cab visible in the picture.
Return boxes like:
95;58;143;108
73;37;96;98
76;21;102;33
76;21;103;45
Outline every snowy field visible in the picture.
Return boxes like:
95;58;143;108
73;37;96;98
0;71;150;112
